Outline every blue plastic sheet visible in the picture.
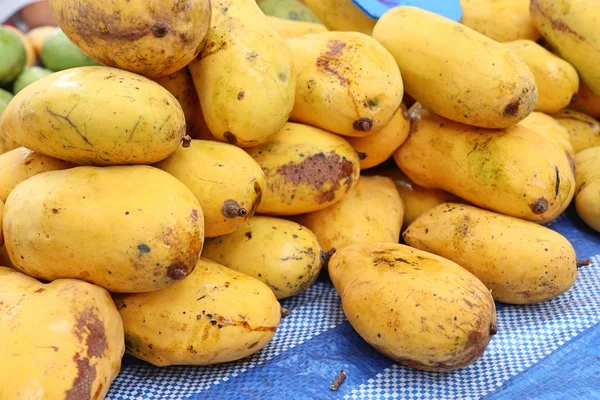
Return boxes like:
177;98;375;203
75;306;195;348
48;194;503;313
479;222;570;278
350;0;463;21
106;206;600;399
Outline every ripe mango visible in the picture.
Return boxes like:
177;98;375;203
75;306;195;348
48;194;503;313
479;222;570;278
570;81;600;118
0;66;186;165
575;147;600;233
0;147;73;202
504;40;579;113
550;110;600;153
3;165;204;293
114;257;281;366
300;0;376;35
373;6;537;129
329;242;497;371
296;176;403;252
267;16;328;39
530;0;600;95
203;216;323;299
49;0;212;78
394;104;575;223
155;140;265;238
188;0;296;147
0;200;3;246
404;203;578;304
287;32;403;137
0;268;124;400
459;0;540;42
247;122;360;215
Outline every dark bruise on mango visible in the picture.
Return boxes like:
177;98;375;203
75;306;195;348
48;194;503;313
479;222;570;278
167;262;189;280
73;307;107;359
316;40;350;87
530;197;549;214
247;181;263;217
64;354;97;400
223;131;238;144
277;152;355;204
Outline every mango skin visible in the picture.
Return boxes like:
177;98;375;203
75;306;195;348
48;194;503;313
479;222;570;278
550;110;600;153
155;140;266;238
373;6;537;129
301;0;376;35
113;258;281;366
404;203;578;304
570;81;600;118
267;16;328;39
504;40;579;113
575;147;600;233
0;147;73;202
0;128;20;155
188;0;296;148
347;104;410;170
247;122;361;216
530;0;600;95
394;104;575;224
203;216;322;299
296;176;403;252
0;200;3;247
3;165;204;293
49;0;211;78
287;31;403;137
0;267;124;400
459;0;540;42
329;242;497;371
0;66;186;165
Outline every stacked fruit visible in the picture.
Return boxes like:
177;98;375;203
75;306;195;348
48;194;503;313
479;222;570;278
0;0;599;397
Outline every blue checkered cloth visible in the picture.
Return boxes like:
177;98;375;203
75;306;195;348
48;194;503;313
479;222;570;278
106;206;600;400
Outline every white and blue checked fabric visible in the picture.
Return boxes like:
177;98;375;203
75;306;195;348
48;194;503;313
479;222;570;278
106;207;600;400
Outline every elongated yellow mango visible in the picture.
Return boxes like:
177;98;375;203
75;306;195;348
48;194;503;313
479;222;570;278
575;147;600;233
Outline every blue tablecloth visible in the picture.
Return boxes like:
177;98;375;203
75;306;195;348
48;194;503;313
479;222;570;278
106;206;600;400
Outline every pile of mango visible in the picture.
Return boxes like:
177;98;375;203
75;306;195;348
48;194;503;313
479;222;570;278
0;0;599;397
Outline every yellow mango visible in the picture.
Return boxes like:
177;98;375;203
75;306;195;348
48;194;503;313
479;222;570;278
0;199;3;246
26;25;56;57
49;0;211;78
247;122;360;215
347;105;410;169
155;140;265;238
329;242;497;371
287;32;403;137
3;165;204;293
394;104;575;223
375;167;463;230
550;109;600;153
114;257;281;366
0;267;124;400
530;0;600;95
373;6;537;129
301;0;376;35
570;81;600;118
203;216;323;299
0;147;73;202
296;176;403;252
519;112;575;172
575;147;600;233
459;0;540;42
267;16;328;39
0;66;186;165
0;127;19;154
404;203;578;304
188;0;295;148
504;40;579;113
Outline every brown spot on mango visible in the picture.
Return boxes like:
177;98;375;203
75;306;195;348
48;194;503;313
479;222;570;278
65;354;97;400
353;118;374;132
530;197;549;214
167;262;189;280
316;40;350;87
152;21;169;37
224;132;237;144
74;307;108;359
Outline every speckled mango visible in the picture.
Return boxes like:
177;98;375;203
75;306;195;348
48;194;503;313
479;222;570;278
203;216;323;299
329;242;497;371
504;40;579;113
246;122;360;215
550;110;600;153
0;267;124;400
394;104;575;223
49;0;211;78
347;104;410;170
0;66;186;165
570;81;600;118
155;140;265;238
3;165;204;293
188;0;296;147
296;176;403;252
575;147;600;233
373;6;537;129
301;0;376;35
404;203;578;304
113;257;281;366
459;0;540;42
0;147;73;202
267;16;328;39
287;31;403;137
